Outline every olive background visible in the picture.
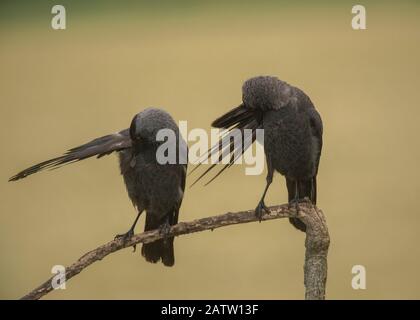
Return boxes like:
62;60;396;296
1;1;419;299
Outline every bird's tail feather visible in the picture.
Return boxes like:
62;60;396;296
189;105;262;186
161;237;175;267
142;239;174;267
141;212;176;267
9;129;131;181
287;177;317;232
141;239;164;264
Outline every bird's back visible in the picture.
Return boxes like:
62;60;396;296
262;86;322;180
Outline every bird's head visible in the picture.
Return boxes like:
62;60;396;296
129;108;179;145
242;76;294;111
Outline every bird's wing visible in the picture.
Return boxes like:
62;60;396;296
308;107;323;137
189;105;262;186
172;163;187;226
308;107;323;172
9;129;131;181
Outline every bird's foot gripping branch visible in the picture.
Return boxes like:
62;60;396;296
21;203;329;300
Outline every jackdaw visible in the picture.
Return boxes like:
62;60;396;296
191;76;323;232
9;108;187;266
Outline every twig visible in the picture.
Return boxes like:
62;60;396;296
21;203;329;300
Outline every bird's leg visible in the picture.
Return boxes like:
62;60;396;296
255;159;274;221
115;211;142;252
255;182;271;221
288;181;299;206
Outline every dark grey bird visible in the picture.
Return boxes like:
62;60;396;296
191;76;323;232
9;108;187;266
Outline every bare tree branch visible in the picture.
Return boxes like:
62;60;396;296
21;203;329;300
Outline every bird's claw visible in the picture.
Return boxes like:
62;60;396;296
115;229;136;252
288;198;300;213
159;222;171;238
300;197;313;205
114;228;134;240
255;200;270;222
159;222;171;245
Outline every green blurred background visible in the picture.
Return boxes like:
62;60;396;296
1;0;419;299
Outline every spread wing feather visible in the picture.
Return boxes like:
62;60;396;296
9;129;131;181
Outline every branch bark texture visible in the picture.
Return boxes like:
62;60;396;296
21;203;329;300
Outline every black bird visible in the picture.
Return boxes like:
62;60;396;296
191;76;323;232
9;108;187;266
